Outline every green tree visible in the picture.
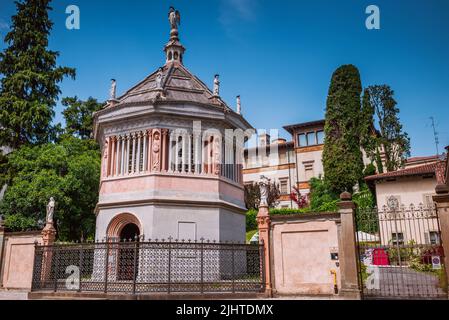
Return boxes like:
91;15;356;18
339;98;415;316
308;177;339;212
322;65;365;194
362;85;410;172
0;137;100;240
244;181;280;210
62;97;103;140
0;0;75;149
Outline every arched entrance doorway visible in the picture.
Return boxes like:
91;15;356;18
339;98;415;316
119;223;140;241
118;223;141;281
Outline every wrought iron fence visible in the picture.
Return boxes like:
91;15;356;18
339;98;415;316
31;238;265;295
356;204;447;299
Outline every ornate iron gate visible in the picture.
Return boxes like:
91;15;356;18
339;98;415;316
31;239;265;295
356;204;447;300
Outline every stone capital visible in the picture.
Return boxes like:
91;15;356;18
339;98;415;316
338;200;355;211
433;189;449;205
435;184;449;196
41;223;56;244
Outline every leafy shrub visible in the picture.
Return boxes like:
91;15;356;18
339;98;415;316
363;163;377;177
270;208;310;216
353;185;375;210
246;209;258;231
4;214;37;231
308;177;339;212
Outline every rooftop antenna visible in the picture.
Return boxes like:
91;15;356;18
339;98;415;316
430;117;439;157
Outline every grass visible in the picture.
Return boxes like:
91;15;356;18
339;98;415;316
246;230;258;244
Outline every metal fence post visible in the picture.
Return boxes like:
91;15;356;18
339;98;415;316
168;240;172;294
231;243;235;293
200;238;204;294
53;247;59;292
104;241;110;293
78;245;83;292
132;239;138;295
259;239;265;292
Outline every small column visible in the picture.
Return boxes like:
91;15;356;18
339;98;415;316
257;177;273;297
188;134;192;173
147;129;153;172
182;134;187;173
143;131;148;173
125;134;130;175
115;137;120;176
131;133;136;174
213;136;221;176
194;133;201;174
168;132;174;172
433;184;449;297
338;192;361;300
136;132;142;174
120;136;125;175
161;129;168;171
175;136;180;173
110;137;116;177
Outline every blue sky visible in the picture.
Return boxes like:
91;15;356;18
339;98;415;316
0;0;448;156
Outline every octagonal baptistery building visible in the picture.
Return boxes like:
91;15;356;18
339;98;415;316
92;14;253;245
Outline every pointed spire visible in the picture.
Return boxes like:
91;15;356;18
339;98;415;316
164;7;185;65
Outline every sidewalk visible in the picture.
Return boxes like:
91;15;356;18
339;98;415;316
0;290;29;300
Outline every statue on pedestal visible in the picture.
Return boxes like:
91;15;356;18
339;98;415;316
213;74;220;96
168;6;181;31
46;197;55;225
259;175;270;207
109;79;117;100
155;68;164;90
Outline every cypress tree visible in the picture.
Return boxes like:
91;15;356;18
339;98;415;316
0;0;75;149
322;65;365;194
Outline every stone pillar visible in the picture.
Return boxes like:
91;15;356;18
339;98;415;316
338;191;361;300
257;204;272;297
110;137;115;177
120;135;125;175
168;132;174;172
114;136;121;176
147;129;153;172
41;222;57;284
433;184;449;297
161;129;168;171
137;132;142;173
143;131;148;173
131;133;136;174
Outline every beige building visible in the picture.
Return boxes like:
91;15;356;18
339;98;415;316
365;157;445;246
243;119;371;208
365;157;441;209
243;120;327;208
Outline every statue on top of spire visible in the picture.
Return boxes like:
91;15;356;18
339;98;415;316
168;6;181;31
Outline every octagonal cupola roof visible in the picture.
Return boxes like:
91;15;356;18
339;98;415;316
93;7;253;140
100;7;241;112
